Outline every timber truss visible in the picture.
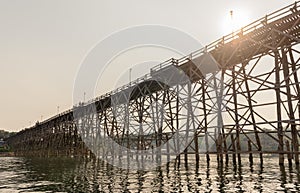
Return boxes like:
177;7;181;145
7;1;300;166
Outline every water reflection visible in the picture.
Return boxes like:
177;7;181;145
1;155;300;192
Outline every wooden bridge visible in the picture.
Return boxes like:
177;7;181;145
7;2;300;167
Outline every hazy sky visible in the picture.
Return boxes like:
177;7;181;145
0;0;295;131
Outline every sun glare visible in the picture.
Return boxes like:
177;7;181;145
222;8;250;35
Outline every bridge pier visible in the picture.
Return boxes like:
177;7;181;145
6;1;300;169
282;48;299;165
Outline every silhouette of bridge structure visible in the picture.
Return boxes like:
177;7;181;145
7;2;300;166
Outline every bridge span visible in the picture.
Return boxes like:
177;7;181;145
7;1;300;167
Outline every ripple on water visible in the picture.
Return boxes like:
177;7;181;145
1;155;300;192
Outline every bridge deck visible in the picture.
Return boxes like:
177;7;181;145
33;1;300;128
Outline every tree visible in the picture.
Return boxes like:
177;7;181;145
0;129;13;140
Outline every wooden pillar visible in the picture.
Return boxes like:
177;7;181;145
158;93;166;165
111;115;116;164
232;68;241;165
184;81;193;166
166;91;173;164
176;86;181;166
231;134;237;165
124;102;130;166
282;48;299;165
187;79;199;165
103;110;108;162
274;50;285;166
242;65;263;164
213;72;223;165
184;149;188;167
166;135;170;163
288;47;300;135
248;140;253;165
194;132;200;164
221;70;228;164
202;78;210;164
286;140;293;167
126;130;130;165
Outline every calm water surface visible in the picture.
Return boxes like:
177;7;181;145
0;155;300;192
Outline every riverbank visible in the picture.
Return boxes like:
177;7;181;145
0;152;14;157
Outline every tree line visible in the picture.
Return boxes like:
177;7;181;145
0;130;16;140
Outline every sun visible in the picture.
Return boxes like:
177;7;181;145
222;8;250;35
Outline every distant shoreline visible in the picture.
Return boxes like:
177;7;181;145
0;152;14;157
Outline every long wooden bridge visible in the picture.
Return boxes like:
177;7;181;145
7;2;300;167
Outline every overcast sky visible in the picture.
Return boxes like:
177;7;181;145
0;0;295;131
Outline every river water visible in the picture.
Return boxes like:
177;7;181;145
0;155;300;192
